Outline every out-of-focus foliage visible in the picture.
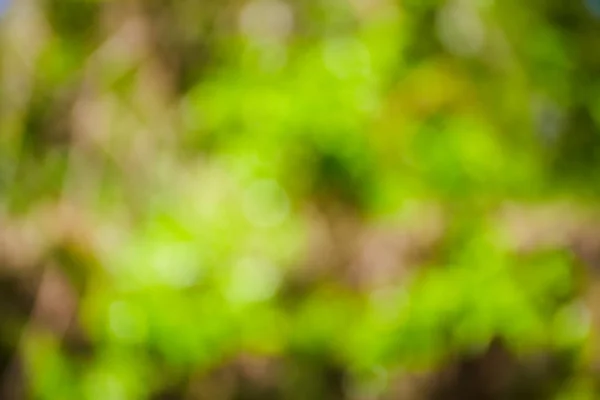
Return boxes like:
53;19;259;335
1;0;600;398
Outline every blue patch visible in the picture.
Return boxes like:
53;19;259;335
585;0;600;17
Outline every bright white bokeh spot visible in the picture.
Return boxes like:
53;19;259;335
242;179;290;228
436;0;485;57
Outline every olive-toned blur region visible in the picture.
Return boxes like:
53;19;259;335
2;0;600;399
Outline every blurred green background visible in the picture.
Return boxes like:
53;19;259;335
2;0;600;398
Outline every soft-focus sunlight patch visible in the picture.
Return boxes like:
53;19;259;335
246;43;289;72
322;38;373;80
239;0;294;45
150;243;201;288
242;179;290;228
226;257;282;305
348;0;394;21
83;371;127;400
191;163;233;221
436;0;485;57
553;301;592;347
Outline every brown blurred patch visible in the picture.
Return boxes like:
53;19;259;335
300;200;445;293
